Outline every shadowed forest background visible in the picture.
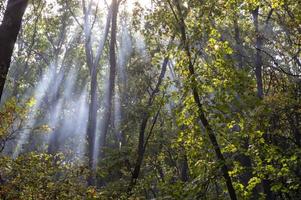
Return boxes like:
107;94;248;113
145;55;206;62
0;0;300;199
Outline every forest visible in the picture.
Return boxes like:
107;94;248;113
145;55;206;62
0;0;300;199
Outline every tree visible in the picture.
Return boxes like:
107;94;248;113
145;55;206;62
0;0;28;101
81;0;112;182
98;0;120;156
169;1;237;199
128;56;169;193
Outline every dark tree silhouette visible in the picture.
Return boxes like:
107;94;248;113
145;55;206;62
0;0;28;100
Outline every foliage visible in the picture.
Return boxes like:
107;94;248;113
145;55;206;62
0;153;89;200
0;0;301;199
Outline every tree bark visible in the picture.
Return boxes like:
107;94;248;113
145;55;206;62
233;17;244;69
252;7;264;99
82;1;112;185
252;8;276;197
0;0;28;101
98;0;119;157
180;154;189;182
86;5;111;176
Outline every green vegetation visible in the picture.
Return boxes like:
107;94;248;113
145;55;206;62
0;0;300;199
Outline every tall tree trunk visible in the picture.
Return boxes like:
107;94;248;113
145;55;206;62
86;64;98;186
88;8;111;168
233;15;254;197
252;8;276;198
233;17;243;69
232;14;254;192
252;7;264;99
128;57;169;194
0;0;28;101
172;1;237;199
83;2;112;185
99;0;119;157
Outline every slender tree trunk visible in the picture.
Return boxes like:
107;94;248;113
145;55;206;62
83;2;112;185
86;11;111;174
293;112;301;147
86;65;98;174
252;8;276;197
232;16;254;191
0;0;28;101
128;57;169;194
99;0;119;157
180;154;189;182
233;15;254;195
233;17;243;69
252;7;264;99
172;1;237;199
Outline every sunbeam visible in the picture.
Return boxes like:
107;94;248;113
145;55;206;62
1;0;299;198
13;64;57;158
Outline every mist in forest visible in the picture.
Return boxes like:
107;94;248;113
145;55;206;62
0;0;301;199
4;0;136;162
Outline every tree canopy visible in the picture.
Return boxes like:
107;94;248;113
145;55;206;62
0;0;300;199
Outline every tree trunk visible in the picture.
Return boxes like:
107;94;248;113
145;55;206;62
180;154;189;182
233;17;243;69
87;8;111;173
252;7;264;99
86;67;98;186
252;8;276;197
83;1;112;185
172;1;237;199
0;0;28;101
99;0;119;157
128;57;169;194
